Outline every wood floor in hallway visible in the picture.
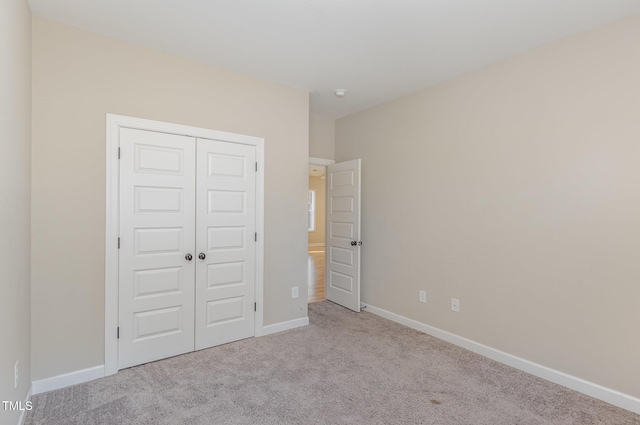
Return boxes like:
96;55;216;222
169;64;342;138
308;249;325;303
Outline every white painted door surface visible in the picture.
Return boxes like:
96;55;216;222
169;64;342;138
195;139;256;349
326;159;361;312
119;128;196;369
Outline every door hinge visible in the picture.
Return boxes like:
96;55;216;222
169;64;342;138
117;327;120;339
118;147;121;159
255;232;257;242
254;302;257;312
117;237;120;249
255;162;258;172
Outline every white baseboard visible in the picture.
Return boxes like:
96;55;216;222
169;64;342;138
260;316;309;336
17;384;32;425
362;303;640;415
32;365;105;395
30;318;310;395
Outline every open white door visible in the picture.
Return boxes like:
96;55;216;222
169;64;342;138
325;159;361;312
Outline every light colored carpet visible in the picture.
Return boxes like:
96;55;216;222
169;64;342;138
26;301;640;424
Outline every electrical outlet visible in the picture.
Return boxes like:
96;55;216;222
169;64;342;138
419;290;426;303
14;360;18;389
291;286;299;299
451;298;460;312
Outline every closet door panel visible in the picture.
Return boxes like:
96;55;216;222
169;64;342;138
195;139;256;350
119;128;196;369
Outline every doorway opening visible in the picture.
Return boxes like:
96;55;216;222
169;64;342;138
307;157;362;311
308;158;333;304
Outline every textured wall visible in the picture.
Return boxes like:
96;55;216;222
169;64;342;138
32;18;309;381
336;14;640;398
0;0;31;424
309;113;335;160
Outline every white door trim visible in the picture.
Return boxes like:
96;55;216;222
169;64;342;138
309;157;335;167
105;114;265;376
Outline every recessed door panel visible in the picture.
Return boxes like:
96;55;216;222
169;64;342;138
330;270;354;294
133;306;182;341
135;187;182;213
206;297;244;326
330;246;354;267
119;128;196;369
331;196;354;213
135;144;183;175
331;170;354;188
330;222;353;240
135;228;182;255
208;153;245;178
208;227;244;250
134;267;183;298
208;190;245;214
207;262;244;288
196;139;256;350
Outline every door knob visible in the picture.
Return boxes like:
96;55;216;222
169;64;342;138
185;253;193;261
358;241;362;246
198;253;206;260
351;241;357;246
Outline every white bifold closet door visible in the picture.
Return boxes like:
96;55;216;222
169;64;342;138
118;128;256;369
195;139;256;350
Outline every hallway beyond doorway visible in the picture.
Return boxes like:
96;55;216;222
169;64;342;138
308;250;325;303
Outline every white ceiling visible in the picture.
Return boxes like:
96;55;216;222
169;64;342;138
28;0;640;119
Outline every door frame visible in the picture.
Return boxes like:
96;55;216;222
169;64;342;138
105;114;265;376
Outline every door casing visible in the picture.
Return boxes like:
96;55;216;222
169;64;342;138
105;114;265;376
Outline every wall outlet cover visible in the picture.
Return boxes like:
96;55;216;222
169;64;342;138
451;298;460;312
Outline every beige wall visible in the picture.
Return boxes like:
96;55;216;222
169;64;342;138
0;0;31;422
309;113;335;160
31;18;309;381
336;14;640;398
308;176;326;246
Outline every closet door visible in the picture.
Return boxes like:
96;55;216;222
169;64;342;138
195;139;256;350
119;128;196;369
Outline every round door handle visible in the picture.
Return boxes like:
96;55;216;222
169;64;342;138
351;241;357;246
185;253;193;261
198;253;206;260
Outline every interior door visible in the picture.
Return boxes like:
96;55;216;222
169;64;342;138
118;128;196;369
195;139;256;350
326;159;361;312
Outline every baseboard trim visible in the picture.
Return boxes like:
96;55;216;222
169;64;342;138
32;365;105;395
260;316;309;336
30;318;310;395
362;303;640;415
17;384;32;425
